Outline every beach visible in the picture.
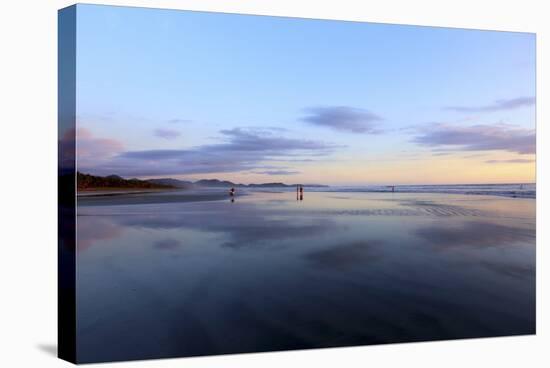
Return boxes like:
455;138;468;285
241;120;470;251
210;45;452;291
76;189;535;363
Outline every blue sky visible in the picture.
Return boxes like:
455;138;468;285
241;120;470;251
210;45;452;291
73;4;536;184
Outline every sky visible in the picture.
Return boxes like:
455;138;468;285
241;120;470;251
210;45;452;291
73;4;536;185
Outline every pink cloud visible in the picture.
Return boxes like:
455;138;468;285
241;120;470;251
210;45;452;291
61;127;124;173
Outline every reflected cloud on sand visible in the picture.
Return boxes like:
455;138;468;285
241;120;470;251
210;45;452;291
103;203;345;250
304;241;383;270
153;238;182;250
77;215;124;252
479;261;535;280
415;222;534;249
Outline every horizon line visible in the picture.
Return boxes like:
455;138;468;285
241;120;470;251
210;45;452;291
76;172;535;187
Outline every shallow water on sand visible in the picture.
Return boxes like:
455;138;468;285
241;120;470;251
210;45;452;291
76;191;535;363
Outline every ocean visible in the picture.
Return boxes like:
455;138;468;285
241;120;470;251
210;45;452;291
300;183;536;199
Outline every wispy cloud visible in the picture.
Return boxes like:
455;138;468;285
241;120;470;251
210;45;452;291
154;128;181;139
445;97;535;113
89;128;341;177
485;159;535;164
253;170;301;175
166;118;192;124
412;123;535;154
215;128;338;152
301;106;383;133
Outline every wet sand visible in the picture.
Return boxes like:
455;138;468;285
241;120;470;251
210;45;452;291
78;189;233;206
76;190;535;363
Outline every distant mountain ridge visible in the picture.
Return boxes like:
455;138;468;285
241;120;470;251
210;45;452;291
195;179;238;187
145;178;194;188
148;178;328;188
78;173;328;190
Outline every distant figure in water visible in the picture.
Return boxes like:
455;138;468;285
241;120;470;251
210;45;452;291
229;187;235;197
296;185;304;201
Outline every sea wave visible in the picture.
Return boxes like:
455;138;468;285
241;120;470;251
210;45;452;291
304;184;536;199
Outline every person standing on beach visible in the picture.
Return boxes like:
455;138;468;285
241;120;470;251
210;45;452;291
299;185;304;201
229;187;235;197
